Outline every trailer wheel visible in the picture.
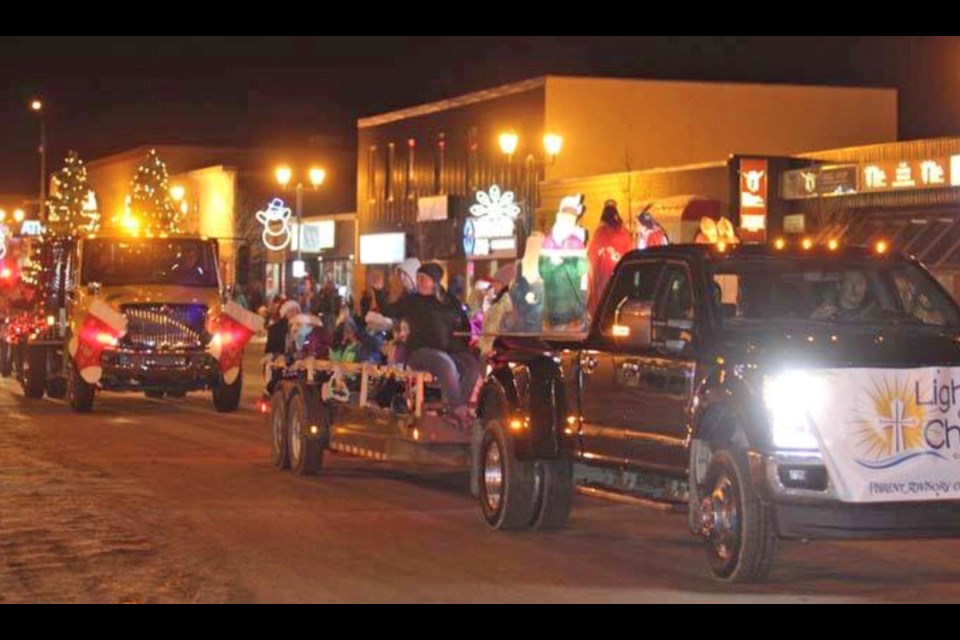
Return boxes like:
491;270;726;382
22;345;47;399
701;449;778;583
531;456;574;531
270;390;290;470
66;360;96;414
0;340;11;378
213;371;242;413
288;388;326;477
479;420;537;531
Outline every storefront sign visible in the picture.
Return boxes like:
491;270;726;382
292;260;307;279
20;220;44;237
465;185;521;259
418;195;449;222
739;159;768;243
862;159;950;193
292;221;336;253
256;198;293;252
952;156;960;187
360;233;406;266
782;165;859;200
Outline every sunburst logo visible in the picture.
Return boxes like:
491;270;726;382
850;377;944;469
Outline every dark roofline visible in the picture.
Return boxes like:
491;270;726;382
358;74;897;130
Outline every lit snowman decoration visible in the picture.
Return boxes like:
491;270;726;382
0;221;8;261
256;198;294;251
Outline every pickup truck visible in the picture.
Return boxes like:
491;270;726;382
476;242;960;582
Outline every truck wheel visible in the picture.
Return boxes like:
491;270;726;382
66;361;96;414
167;389;187;399
22;345;47;399
46;378;68;400
0;340;11;378
701;449;778;583
288;389;326;477
270;390;290;470
478;420;537;531
531;457;575;531
213;371;242;413
145;390;165;400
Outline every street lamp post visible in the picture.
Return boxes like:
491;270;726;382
31;100;46;221
276;166;327;279
497;132;564;232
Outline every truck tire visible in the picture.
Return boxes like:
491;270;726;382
270;390;290;470
66;361;96;414
288;388;326;477
145;390;165;400
22;345;47;399
478;420;537;531
213;371;242;413
700;449;778;583
531;457;575;531
0;340;11;378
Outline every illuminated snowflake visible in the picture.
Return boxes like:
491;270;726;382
470;185;520;222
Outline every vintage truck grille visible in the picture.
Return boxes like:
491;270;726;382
121;304;208;351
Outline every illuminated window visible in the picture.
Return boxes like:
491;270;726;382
435;133;446;195
386;142;396;203
367;145;378;204
468;127;480;191
406;139;416;200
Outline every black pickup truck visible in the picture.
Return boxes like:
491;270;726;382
477;243;960;582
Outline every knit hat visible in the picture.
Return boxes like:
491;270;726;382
396;258;422;291
418;263;445;286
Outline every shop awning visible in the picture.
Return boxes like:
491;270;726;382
840;214;960;269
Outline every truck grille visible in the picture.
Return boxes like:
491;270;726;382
121;304;208;351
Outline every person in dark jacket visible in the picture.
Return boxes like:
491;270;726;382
403;264;480;420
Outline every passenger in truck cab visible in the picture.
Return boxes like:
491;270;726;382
811;270;879;321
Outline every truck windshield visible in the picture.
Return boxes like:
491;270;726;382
711;258;960;328
81;239;219;288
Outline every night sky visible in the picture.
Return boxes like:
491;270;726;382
1;36;957;194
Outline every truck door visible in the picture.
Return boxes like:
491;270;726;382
578;259;663;467
624;261;699;473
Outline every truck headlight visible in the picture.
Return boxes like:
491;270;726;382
763;371;827;451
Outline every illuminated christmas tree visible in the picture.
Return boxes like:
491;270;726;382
128;149;180;233
47;151;100;237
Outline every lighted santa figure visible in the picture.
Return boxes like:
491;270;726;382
541;199;589;332
543;195;587;250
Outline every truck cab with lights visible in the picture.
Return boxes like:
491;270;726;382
14;234;260;414
476;240;960;582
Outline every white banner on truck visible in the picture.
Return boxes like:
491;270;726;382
807;367;960;504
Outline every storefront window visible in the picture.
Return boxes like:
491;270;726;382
386;142;396;203
406;139;416;200
435;133;446;195
367;145;379;204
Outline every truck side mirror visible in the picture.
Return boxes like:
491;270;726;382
612;299;653;350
